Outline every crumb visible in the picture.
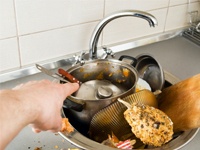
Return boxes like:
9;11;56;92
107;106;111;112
34;147;42;150
54;145;59;149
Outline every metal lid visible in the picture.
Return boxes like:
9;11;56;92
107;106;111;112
74;80;124;100
135;54;165;92
97;86;113;98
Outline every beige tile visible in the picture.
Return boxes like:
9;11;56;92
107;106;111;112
169;0;199;6
0;0;17;39
15;0;104;35
102;9;167;46
0;38;20;72
105;0;169;14
19;22;98;66
165;2;200;31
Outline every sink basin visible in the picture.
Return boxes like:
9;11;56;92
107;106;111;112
59;71;199;150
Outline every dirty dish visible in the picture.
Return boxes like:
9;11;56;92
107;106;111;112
135;54;165;92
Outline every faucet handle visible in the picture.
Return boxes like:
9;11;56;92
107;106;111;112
101;46;115;59
72;51;86;66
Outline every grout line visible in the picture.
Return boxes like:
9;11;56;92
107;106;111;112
12;0;22;67
163;0;171;32
0;36;17;41
1;2;198;41
101;0;106;46
12;20;100;37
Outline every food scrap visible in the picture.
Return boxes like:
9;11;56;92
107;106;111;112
34;147;42;150
118;99;173;147
102;132;136;149
60;118;74;133
122;68;129;77
116;140;136;149
54;145;59;149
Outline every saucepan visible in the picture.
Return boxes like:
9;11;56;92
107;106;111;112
35;59;138;132
62;58;138;132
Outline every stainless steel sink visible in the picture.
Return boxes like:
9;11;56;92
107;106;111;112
59;71;199;150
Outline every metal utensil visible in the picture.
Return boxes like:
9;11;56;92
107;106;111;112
35;64;69;83
58;68;81;84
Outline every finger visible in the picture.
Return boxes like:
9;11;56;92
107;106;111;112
52;79;59;83
48;117;62;132
26;81;38;85
32;128;41;133
12;83;24;90
61;83;79;96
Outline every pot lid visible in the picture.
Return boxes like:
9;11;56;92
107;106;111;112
74;80;124;100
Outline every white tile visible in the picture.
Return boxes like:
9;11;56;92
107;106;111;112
0;38;20;72
102;9;167;46
0;0;17;39
165;2;200;31
19;22;98;66
105;0;169;14
169;0;199;6
15;0;104;35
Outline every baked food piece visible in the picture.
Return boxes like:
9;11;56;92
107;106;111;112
119;99;173;147
60;118;74;133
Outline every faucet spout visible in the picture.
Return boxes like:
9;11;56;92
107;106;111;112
89;10;158;59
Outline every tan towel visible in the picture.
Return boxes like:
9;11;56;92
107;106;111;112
158;74;200;132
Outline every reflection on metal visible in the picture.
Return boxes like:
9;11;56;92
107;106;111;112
89;10;158;59
182;7;200;45
182;29;200;46
0;29;184;83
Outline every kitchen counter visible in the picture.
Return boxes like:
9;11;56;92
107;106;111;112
1;35;200;150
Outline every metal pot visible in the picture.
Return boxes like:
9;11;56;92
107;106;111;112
63;58;138;132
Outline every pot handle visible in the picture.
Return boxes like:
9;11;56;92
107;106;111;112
119;55;137;67
63;98;85;112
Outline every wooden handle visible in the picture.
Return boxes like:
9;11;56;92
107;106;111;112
58;68;81;84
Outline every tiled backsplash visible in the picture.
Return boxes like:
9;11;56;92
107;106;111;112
0;0;200;73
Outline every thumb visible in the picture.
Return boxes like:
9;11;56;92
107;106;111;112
61;82;79;96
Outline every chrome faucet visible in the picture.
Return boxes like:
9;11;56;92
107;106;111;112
89;10;158;59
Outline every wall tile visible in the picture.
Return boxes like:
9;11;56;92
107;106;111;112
0;0;17;39
15;0;104;35
169;0;199;6
0;38;20;72
105;0;169;14
165;2;200;31
102;9;167;46
19;22;98;66
1;0;199;73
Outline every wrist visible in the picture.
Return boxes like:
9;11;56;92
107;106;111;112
1;89;39;126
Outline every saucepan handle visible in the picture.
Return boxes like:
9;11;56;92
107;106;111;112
118;55;137;67
63;98;85;112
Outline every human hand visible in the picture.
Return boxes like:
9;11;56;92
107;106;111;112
13;80;79;133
